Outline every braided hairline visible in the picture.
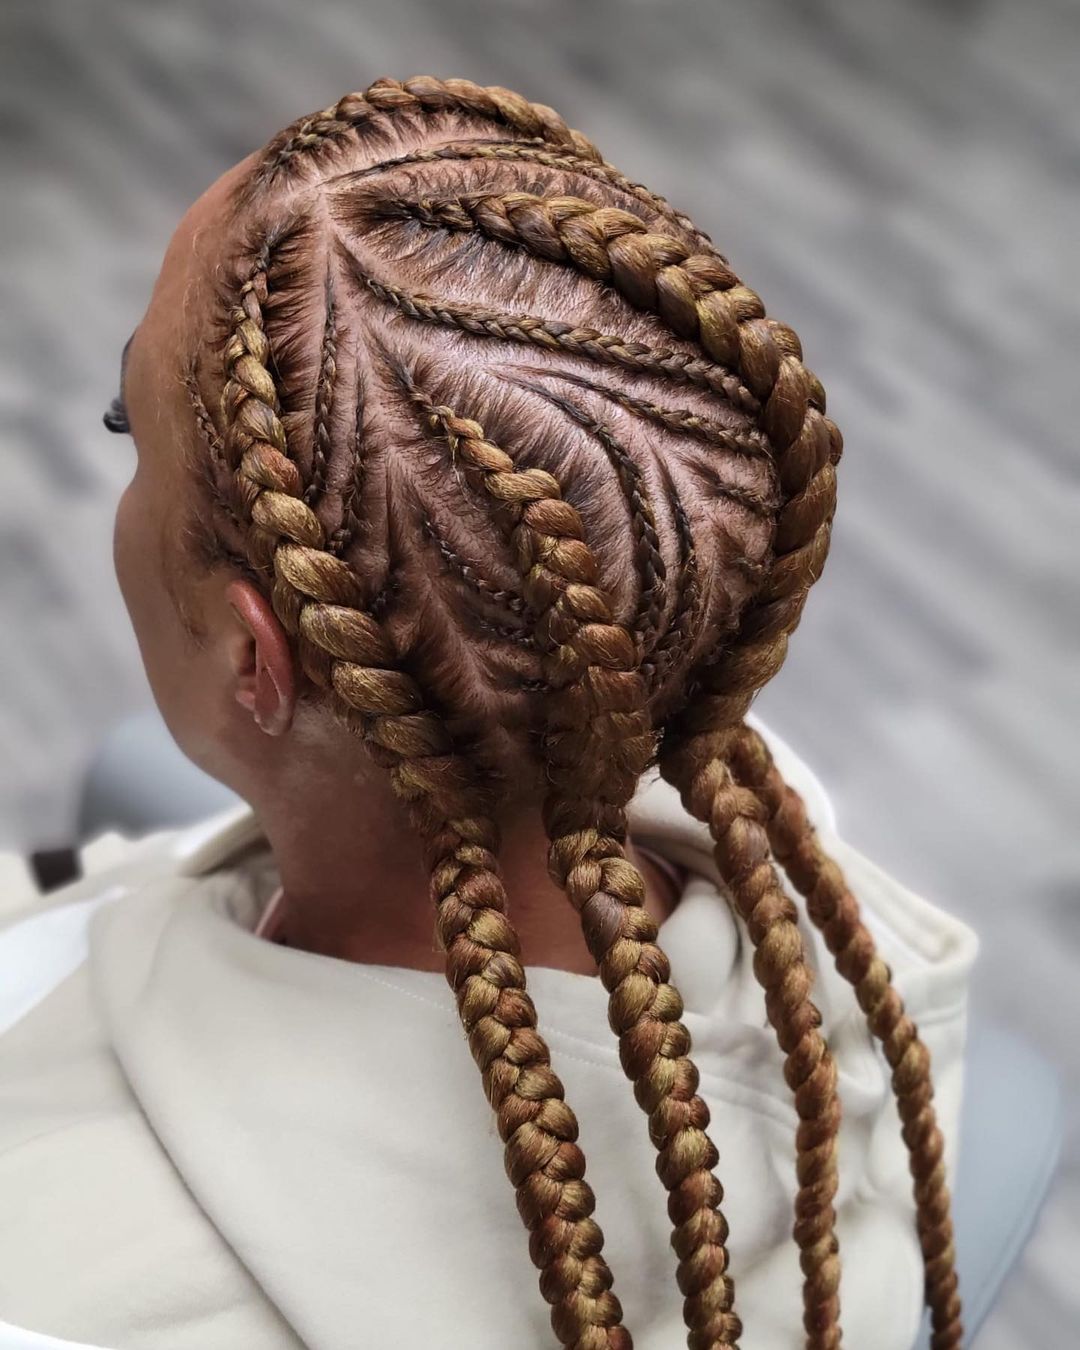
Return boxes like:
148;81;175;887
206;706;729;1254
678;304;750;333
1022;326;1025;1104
392;368;744;1349
217;245;634;1350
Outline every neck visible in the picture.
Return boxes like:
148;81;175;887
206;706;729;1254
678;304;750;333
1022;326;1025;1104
245;734;679;976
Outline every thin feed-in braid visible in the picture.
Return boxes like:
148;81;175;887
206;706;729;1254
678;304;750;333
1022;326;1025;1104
304;269;338;507
420;513;530;618
326;360;368;558
729;724;962;1350
331;139;711;247
401;378;743;1350
220;252;632;1350
347;256;761;413
510;367;771;460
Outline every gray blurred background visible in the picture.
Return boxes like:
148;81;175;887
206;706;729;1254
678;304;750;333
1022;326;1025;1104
1;0;1077;1343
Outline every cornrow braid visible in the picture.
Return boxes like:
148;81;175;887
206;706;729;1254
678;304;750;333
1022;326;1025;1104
508;366;772;460
326;356;367;558
332;139;711;247
183;369;226;465
304;268;338;508
219;247;633;1350
363;189;819;435
396;374;743;1350
647;462;703;697
420;513;529;616
250;75;603;199
498;373;668;677
349;259;761;413
729;724;962;1350
378;183;848;1347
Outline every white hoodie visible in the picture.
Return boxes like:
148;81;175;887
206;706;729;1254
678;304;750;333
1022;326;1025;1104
0;723;977;1350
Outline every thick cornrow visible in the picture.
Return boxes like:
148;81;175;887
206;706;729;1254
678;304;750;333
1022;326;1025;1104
396;376;743;1350
499;374;669;673
376;183;847;1346
220;250;633;1350
729;724;962;1350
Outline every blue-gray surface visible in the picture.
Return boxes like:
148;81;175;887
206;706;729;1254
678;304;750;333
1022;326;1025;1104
0;0;1076;1343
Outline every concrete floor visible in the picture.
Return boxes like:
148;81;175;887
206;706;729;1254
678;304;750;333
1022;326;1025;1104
1;0;1076;1344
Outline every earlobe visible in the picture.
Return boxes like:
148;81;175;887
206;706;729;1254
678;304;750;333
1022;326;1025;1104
223;579;297;736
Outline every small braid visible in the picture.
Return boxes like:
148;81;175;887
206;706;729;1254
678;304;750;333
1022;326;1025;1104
183;369;226;464
220;249;633;1350
419;512;531;620
304;268;338;507
327;356;368;558
398;374;743;1350
251;75;603;197
333;139;711;247
647;463;703;696
729;724;963;1350
511;367;772;460
348;258;761;412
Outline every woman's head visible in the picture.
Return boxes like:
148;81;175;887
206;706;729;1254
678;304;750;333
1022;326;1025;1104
106;77;956;1350
112;76;838;812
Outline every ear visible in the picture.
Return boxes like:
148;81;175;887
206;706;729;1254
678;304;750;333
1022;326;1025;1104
222;579;297;736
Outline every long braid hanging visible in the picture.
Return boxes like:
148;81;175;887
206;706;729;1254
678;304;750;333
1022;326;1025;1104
728;725;962;1350
374;190;847;1349
220;252;632;1350
216;72;965;1350
394;374;742;1350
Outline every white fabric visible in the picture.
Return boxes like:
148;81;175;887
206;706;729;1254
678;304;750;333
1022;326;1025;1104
0;725;977;1350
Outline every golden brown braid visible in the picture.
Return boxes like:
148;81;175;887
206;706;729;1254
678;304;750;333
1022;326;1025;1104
395;374;742;1350
729;724;962;1350
250;75;603;200
333;140;712;247
374;182;847;1346
220;252;632;1350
